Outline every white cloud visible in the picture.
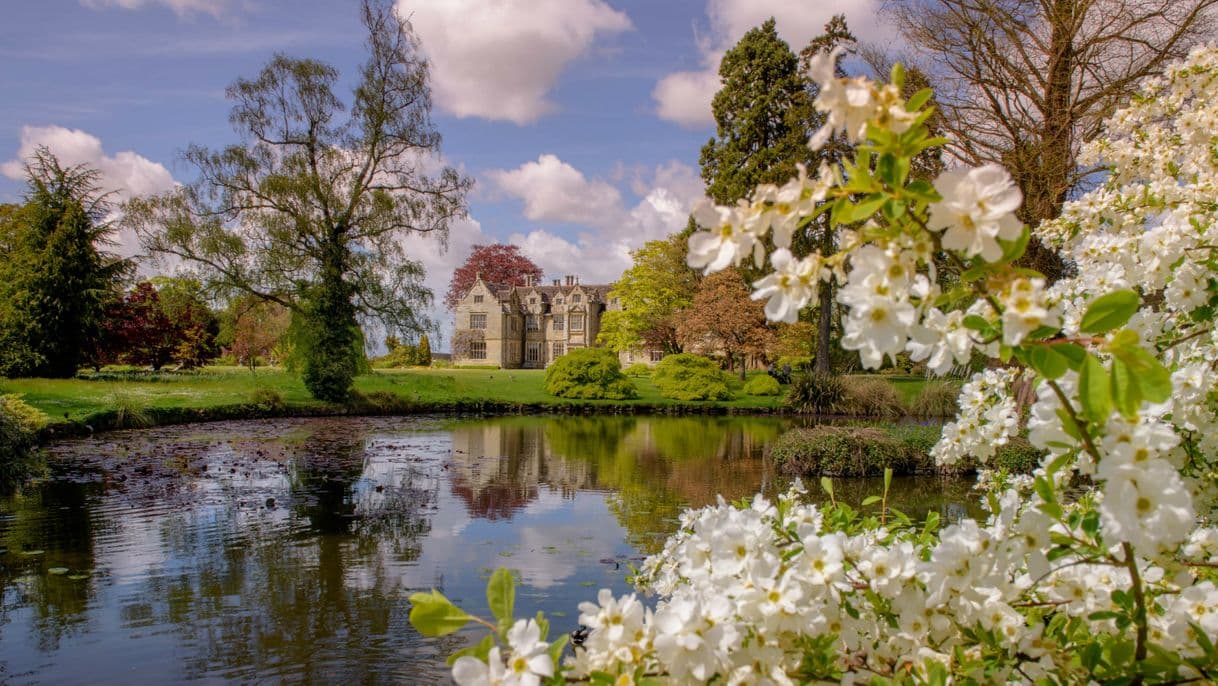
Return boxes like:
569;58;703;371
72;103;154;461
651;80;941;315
2;125;177;260
80;0;239;19
2;125;175;200
486;154;624;227
403;0;632;125
653;0;888;128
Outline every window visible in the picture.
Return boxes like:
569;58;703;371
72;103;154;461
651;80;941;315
650;349;665;362
469;341;487;360
570;313;584;330
553;314;564;331
552;342;565;359
511;318;518;332
473;294;483;303
555;297;563;305
572;294;581;303
526;342;541;364
470;313;487;329
530;297;536;304
526;315;539;331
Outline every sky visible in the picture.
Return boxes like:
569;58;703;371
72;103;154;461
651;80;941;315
0;0;891;347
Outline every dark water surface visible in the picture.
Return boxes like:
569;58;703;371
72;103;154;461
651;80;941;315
0;415;977;684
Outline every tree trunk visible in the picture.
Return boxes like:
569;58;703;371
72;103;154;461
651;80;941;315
815;223;834;375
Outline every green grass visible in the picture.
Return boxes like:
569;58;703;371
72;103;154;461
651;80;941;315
0;367;952;431
0;365;789;424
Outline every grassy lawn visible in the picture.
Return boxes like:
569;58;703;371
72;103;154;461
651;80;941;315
0;365;794;424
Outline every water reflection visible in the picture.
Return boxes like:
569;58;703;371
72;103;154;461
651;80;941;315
0;415;978;684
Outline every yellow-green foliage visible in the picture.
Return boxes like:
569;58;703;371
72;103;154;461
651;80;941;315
652;354;735;401
624;363;653;378
1;394;48;486
743;374;781;396
544;348;638;400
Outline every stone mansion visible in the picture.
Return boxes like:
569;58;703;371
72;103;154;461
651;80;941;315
451;273;661;369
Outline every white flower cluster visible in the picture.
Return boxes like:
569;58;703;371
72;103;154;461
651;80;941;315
448;46;1218;686
560;485;1218;684
453;619;554;686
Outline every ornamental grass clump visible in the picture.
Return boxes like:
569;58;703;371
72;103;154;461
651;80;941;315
543;348;637;400
651;353;735;401
412;49;1218;685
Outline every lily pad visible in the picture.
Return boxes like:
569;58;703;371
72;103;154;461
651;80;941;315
21;550;45;556
48;567;69;575
67;574;90;581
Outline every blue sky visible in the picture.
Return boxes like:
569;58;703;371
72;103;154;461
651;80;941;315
0;0;887;341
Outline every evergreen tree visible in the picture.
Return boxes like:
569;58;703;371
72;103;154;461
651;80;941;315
699;18;812;205
416;334;432;366
0;148;129;378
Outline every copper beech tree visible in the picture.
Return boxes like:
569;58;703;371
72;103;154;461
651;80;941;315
444;244;542;311
676;269;775;380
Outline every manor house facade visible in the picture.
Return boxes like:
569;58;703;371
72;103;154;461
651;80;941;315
451;274;662;369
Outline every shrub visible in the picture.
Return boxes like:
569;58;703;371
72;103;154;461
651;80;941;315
910;379;961;417
0;394;48;487
651;353;734;401
784;371;844;413
743;374;781;396
544;348;637;400
770;425;935;477
836;377;906;418
771;423;1039;478
250;388;285;411
624;363;653;378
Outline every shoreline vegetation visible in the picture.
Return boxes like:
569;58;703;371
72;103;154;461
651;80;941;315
3;365;948;439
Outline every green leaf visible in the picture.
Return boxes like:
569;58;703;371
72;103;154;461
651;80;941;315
820;477;834;500
889;61;905;88
1108;337;1171;405
997;227;1031;264
1053;343;1087;368
1079;290;1140;334
1110;358;1138;419
548;634;569;667
1025;346;1066;379
1078;354;1111;424
446;634;495;666
487;567;515;625
963;315;992;332
861;495;882;506
408;590;471;637
905;87;932;112
852;195;886;222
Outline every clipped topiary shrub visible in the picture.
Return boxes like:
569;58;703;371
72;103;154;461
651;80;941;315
743;374;782;396
544;348;638;400
651;353;735;401
1;394;48;488
785;371;845;413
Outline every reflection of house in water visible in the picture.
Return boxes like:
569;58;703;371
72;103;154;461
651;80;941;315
448;421;596;519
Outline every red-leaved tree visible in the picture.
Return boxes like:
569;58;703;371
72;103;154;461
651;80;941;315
444;244;543;310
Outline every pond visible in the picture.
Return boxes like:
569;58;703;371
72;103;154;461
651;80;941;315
0;415;979;684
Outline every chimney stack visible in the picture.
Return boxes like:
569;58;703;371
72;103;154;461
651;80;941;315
553;279;560;286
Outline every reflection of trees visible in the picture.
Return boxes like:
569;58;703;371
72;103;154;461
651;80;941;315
0;481;102;652
116;420;448;681
448;416;787;553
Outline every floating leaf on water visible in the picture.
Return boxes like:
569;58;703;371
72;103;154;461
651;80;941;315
579;581;596;587
48;567;69;575
68;574;90;581
21;550;44;556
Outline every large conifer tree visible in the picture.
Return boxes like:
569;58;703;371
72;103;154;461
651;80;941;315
0;148;128;378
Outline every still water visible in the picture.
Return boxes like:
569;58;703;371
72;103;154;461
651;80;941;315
0;415;976;684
